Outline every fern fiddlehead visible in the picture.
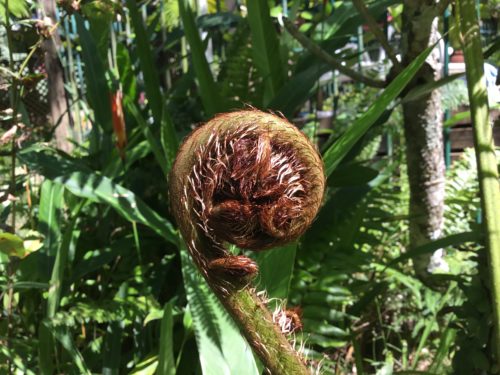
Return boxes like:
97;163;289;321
169;110;325;374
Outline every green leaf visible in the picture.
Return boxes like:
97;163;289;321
0;230;43;258
328;163;379;187
401;73;465;104
180;244;259;375
81;0;113;62
254;242;296;301
444;110;471;127
178;0;224;115
322;44;435;177
268;63;329;117
125;0;164;126
116;43;137;101
19;146;177;245
126;100;170;178
161;105;179;172
387;232;481;268
49;323;92;375
38;180;64;256
129;355;158;375
47;203;83;318
102;285;127;375
21;230;44;254
0;232;25;258
6;281;49;290
75;13;112;133
246;0;285;104
144;308;164;326
0;0;28;21
158;300;176;375
38;321;55;375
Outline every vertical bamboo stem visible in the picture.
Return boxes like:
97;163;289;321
457;0;500;364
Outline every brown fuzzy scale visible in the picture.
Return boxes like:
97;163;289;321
169;110;325;375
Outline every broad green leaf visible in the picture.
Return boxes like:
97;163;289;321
180;244;259;375
178;0;224;115
19;146;177;245
38;180;63;256
158;300;176;375
328;163;379;187
246;0;285;104
0;232;25;258
0;0;28;21
387;231;482;268
22;230;44;254
0;230;43;258
254;242;296;301
322;44;435;176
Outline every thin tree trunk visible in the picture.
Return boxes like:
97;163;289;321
401;1;446;282
42;0;72;153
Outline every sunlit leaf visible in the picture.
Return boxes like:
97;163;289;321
322;44;435;176
19;145;177;245
0;232;25;258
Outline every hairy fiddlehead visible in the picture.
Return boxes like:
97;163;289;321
169;110;325;374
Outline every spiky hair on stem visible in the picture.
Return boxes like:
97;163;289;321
170;110;325;283
169;110;325;375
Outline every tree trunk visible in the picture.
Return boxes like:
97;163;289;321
42;0;72;153
401;1;446;282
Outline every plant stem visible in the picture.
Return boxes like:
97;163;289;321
169;112;322;374
5;0;17;234
283;18;386;88
351;0;401;70
4;1;15;372
457;0;500;364
220;287;308;374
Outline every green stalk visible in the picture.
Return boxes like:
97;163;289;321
5;2;16;372
457;0;500;363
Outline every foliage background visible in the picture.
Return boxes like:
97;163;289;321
0;0;499;374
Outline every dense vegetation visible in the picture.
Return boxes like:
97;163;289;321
1;0;499;374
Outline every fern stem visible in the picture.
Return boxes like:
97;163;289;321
170;111;325;374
